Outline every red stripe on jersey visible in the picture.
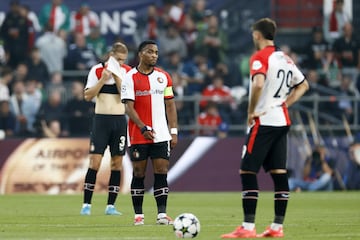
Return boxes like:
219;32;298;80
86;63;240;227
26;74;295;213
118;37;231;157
129;71;153;144
249;46;274;78
247;118;260;154
95;67;104;80
122;64;132;72
282;102;291;125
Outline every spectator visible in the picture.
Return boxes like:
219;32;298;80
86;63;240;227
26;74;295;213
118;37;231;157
199;75;235;123
333;74;356;123
171;72;193;128
195;14;228;66
18;3;35;55
35;24;67;74
35;88;65;137
323;0;351;44
344;142;360;190
0;0;31;68
23;79;42;134
182;15;198;59
0;67;13;101
63;81;95;137
86;27;107;60
197;102;222;136
41;119;62;138
71;3;99;36
332;22;360;81
288;145;334;191
65;33;98;71
25;47;50;87
304;26;332;73
158;24;187;65
168;0;186;30
189;0;207;30
39;0;70;34
139;4;161;41
0;100;16;138
181;53;213;95
8;80;30;135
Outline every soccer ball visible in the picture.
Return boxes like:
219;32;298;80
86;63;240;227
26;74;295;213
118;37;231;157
173;213;200;238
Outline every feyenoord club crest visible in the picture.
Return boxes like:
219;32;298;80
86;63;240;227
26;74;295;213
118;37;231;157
157;77;164;83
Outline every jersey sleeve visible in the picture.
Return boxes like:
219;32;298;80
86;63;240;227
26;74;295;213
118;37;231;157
249;53;268;78
291;64;305;86
85;65;99;89
121;72;135;102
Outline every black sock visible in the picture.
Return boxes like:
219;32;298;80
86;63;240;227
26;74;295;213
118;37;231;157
271;173;290;224
83;168;97;204
153;174;168;214
107;170;121;205
241;173;258;223
131;176;145;214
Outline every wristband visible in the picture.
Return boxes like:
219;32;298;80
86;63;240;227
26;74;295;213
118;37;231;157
170;128;178;135
141;125;152;134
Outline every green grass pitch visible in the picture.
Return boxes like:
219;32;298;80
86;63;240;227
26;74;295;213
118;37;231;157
0;192;359;239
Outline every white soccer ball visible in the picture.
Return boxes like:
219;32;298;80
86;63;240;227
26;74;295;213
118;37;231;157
173;213;200;238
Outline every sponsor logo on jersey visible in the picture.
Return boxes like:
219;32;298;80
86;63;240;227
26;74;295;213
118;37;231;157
135;89;164;96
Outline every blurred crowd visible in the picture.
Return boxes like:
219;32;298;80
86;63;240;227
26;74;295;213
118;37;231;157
0;0;359;139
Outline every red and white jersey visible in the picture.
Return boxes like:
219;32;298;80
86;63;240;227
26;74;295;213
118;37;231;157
121;67;174;145
249;46;305;126
85;63;131;90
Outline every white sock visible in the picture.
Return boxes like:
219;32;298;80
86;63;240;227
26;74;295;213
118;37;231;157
270;223;282;231
157;213;166;218
242;222;255;230
82;203;91;208
106;204;114;208
135;214;144;218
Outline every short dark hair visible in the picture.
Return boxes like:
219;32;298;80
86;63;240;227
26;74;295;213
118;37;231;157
138;40;157;53
252;18;277;40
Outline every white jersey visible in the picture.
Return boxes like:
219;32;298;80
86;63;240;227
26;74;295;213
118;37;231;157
85;63;128;89
249;46;305;126
121;67;174;145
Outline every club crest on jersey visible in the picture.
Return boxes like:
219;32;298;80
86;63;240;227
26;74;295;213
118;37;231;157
252;60;262;70
121;85;126;93
157;77;164;83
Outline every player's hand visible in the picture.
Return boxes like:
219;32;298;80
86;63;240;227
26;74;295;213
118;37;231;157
247;112;265;126
142;129;155;140
100;69;112;82
170;134;178;149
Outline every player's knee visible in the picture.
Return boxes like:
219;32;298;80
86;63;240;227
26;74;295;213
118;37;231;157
153;166;168;174
133;167;146;178
89;156;102;170
110;157;123;170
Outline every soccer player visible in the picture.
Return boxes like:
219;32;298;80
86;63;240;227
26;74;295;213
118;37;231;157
221;18;309;238
121;40;178;225
80;42;131;215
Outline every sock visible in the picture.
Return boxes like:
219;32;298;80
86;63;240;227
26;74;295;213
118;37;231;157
270;223;283;231
271;173;290;225
241;173;258;224
107;170;121;205
83;168;97;204
131;176;145;214
242;222;255;231
153;173;169;214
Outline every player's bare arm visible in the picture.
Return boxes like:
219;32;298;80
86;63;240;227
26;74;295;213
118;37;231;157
247;73;265;126
285;79;309;107
165;98;178;148
124;100;155;140
84;69;112;101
